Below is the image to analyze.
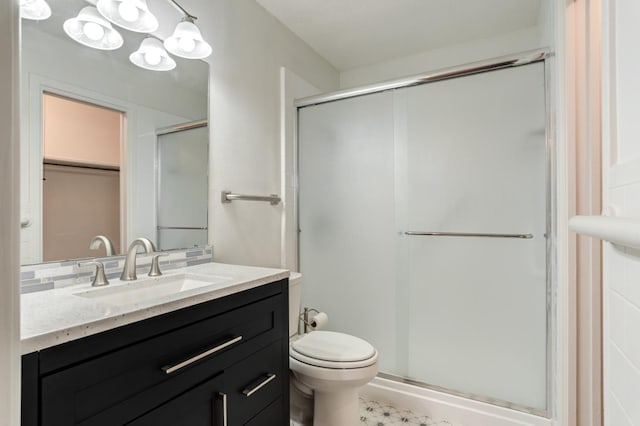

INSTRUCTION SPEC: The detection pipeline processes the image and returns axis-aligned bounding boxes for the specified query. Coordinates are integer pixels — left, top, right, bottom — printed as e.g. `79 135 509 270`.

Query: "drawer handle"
242 373 277 397
217 392 228 426
162 335 243 374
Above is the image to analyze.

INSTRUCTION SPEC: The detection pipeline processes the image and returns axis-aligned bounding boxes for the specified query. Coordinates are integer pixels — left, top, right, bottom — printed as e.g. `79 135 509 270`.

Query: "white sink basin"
73 273 231 306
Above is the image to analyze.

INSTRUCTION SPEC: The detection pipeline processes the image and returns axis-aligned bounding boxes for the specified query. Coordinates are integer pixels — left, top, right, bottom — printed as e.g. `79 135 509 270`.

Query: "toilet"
288 272 379 426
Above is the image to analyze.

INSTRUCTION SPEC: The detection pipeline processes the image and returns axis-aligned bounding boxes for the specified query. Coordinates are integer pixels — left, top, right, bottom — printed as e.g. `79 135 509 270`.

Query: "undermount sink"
73 273 232 306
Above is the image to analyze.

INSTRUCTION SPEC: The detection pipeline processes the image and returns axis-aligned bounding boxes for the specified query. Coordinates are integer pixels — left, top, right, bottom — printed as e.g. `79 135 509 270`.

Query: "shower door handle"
404 231 533 239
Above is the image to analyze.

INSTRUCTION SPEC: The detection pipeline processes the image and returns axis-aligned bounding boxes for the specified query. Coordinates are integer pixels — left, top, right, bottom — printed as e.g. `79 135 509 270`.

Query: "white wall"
602 1 640 424
0 0 21 424
280 68 321 271
185 0 339 267
339 27 543 89
22 26 207 119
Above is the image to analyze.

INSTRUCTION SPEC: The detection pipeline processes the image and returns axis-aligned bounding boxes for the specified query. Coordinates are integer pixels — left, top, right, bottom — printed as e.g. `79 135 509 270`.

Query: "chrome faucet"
120 238 157 281
89 235 116 256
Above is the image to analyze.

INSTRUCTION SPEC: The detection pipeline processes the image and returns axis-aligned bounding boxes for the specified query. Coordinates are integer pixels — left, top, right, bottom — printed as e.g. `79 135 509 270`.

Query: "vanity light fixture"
96 0 159 33
20 0 52 20
164 16 211 59
24 0 212 69
129 37 176 71
63 6 124 50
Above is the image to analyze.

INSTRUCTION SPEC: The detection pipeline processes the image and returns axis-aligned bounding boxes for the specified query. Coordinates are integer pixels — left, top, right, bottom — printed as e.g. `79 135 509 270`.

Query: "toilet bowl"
288 273 379 426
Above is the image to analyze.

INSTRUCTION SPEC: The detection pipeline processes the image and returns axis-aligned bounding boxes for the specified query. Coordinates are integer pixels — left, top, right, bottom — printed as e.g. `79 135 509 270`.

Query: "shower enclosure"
156 121 209 250
297 51 551 415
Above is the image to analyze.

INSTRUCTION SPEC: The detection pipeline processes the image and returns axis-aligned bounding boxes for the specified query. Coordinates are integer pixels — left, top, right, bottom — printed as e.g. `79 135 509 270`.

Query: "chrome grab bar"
162 336 243 374
221 191 281 205
242 373 276 397
404 231 533 239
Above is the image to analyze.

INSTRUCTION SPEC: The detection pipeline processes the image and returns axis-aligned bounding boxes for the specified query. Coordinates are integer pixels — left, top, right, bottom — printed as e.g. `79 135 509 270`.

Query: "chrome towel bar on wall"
157 226 208 230
404 231 534 239
221 191 281 205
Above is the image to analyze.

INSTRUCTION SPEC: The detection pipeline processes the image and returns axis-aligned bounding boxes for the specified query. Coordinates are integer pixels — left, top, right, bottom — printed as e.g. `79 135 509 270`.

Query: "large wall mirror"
20 0 209 265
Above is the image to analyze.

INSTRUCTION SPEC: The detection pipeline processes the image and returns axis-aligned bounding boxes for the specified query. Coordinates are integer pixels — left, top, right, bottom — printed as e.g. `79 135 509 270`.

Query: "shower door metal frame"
294 49 555 418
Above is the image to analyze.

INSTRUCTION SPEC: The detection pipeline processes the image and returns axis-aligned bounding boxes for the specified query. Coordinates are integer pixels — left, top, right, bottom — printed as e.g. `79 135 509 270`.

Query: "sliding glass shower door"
400 62 547 410
156 124 208 250
298 91 399 369
298 61 548 413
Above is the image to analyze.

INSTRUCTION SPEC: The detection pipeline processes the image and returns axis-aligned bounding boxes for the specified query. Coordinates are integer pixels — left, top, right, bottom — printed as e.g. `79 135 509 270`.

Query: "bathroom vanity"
20 263 289 426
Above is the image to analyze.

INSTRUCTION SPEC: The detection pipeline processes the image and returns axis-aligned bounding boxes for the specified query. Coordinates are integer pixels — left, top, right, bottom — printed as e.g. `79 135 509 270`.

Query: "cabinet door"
227 340 284 425
127 372 225 426
244 397 284 426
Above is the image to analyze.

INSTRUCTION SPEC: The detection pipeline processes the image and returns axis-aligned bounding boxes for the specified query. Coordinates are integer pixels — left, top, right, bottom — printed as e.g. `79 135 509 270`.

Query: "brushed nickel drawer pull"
162 336 243 374
242 373 276 397
217 392 228 426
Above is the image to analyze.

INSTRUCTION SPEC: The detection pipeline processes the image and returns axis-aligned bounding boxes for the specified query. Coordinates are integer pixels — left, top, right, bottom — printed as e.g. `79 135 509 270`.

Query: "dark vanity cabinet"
22 279 289 426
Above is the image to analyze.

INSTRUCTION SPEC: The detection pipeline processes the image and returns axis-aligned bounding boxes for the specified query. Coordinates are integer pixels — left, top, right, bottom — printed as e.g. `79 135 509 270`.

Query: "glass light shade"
20 0 51 20
164 20 212 59
129 37 176 71
96 0 159 33
63 6 124 51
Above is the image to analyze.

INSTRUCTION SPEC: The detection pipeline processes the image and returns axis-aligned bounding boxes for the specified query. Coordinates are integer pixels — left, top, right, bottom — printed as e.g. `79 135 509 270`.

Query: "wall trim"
0 0 22 424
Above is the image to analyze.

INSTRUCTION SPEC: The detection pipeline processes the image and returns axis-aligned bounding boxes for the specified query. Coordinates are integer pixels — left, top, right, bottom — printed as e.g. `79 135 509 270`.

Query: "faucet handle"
148 253 169 277
78 261 109 287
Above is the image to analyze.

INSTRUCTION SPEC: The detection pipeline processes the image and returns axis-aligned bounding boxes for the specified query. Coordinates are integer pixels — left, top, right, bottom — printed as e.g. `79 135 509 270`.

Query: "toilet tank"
289 272 302 338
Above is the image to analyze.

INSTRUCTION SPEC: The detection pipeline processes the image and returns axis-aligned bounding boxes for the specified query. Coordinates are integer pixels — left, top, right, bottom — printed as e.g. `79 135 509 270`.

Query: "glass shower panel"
401 63 547 409
298 92 400 373
157 126 208 250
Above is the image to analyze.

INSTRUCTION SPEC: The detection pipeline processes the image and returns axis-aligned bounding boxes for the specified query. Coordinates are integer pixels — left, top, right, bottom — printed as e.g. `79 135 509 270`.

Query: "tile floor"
358 397 459 426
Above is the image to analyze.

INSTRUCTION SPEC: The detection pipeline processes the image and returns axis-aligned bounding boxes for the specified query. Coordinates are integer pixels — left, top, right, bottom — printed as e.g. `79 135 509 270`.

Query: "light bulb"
178 37 196 53
144 50 161 66
20 0 51 20
107 32 121 45
118 0 139 22
83 22 105 41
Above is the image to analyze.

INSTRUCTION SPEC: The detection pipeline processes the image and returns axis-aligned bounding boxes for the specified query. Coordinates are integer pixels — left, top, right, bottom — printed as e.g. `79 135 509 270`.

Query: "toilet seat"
290 331 378 369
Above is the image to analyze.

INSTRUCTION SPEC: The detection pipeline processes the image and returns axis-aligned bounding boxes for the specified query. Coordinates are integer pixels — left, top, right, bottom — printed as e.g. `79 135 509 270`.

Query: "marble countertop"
21 262 289 354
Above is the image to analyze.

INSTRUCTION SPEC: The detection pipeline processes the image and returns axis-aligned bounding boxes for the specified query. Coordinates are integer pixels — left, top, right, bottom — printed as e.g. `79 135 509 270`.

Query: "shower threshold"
377 373 548 418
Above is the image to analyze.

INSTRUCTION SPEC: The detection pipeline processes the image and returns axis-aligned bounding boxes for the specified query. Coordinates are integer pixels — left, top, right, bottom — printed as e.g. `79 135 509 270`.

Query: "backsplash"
20 246 213 294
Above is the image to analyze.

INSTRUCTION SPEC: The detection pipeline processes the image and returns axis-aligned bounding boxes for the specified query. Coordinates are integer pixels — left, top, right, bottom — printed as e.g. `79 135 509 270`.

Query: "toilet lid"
291 331 376 363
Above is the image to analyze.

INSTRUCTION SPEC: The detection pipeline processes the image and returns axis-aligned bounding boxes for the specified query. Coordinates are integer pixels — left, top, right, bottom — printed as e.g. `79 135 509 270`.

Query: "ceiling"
255 0 543 71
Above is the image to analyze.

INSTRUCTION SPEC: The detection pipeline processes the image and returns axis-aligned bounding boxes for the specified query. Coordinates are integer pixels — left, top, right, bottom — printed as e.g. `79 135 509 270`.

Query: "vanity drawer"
227 339 285 425
102 340 286 426
41 294 283 426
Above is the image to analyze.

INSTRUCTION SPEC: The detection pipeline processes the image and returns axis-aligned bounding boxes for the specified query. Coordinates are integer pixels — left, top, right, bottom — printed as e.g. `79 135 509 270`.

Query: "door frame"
22 75 132 262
